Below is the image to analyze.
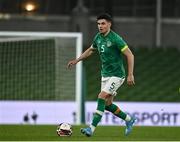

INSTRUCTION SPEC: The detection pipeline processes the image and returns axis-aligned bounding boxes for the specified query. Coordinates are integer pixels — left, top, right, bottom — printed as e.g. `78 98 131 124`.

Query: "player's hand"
67 59 78 69
127 74 135 86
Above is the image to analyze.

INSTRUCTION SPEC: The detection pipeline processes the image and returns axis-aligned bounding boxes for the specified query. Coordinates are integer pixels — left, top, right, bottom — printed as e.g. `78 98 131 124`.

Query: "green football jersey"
92 30 128 78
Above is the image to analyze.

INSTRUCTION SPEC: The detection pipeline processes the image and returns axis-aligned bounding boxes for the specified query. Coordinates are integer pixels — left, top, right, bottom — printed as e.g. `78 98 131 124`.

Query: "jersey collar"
100 30 111 37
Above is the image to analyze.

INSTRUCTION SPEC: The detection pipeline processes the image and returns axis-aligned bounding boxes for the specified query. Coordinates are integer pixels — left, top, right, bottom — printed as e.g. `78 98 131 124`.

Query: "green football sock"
105 103 127 120
91 98 105 127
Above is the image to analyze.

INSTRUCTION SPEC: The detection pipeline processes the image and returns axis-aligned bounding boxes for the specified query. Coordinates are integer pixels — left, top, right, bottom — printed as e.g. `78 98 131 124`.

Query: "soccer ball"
56 123 72 136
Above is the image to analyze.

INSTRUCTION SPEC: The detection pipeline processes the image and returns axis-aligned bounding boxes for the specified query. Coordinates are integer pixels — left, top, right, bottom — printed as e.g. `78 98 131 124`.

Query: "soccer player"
67 13 136 137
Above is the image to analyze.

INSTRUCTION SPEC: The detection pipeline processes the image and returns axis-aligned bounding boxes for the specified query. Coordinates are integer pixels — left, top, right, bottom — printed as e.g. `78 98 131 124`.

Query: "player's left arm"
122 46 135 86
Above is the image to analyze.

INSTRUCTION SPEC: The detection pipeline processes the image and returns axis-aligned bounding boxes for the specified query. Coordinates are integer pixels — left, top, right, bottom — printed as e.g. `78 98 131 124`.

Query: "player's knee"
98 91 110 99
105 99 112 106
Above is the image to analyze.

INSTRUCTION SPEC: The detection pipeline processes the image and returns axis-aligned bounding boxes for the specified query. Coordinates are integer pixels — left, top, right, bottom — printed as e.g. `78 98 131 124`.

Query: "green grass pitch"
0 125 180 141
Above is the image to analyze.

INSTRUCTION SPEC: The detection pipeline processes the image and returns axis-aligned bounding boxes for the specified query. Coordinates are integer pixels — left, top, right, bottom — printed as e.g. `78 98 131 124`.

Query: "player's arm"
122 46 135 86
67 45 96 69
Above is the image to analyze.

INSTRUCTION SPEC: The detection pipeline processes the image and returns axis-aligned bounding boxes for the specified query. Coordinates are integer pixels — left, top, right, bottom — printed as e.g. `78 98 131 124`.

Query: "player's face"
97 19 111 35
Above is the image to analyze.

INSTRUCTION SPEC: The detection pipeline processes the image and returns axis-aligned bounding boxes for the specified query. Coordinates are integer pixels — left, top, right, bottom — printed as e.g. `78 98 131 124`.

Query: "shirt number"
100 45 105 53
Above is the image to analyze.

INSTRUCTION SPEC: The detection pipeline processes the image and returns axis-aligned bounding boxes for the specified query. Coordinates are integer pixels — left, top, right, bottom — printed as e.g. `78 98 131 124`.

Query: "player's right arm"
67 45 96 69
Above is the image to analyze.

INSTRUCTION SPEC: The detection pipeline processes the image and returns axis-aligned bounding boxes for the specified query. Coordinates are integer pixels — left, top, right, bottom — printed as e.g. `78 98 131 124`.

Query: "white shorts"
101 76 125 96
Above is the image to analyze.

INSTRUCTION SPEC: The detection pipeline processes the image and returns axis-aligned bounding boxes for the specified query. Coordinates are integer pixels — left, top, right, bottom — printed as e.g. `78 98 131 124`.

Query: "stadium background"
0 0 179 101
0 0 180 141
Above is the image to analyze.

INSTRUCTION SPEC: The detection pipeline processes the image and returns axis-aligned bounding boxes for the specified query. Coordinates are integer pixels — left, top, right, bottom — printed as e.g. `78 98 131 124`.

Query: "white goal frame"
0 31 83 125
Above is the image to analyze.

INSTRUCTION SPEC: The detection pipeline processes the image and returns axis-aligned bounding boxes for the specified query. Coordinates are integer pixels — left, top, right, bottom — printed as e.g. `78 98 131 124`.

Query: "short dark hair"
97 13 112 22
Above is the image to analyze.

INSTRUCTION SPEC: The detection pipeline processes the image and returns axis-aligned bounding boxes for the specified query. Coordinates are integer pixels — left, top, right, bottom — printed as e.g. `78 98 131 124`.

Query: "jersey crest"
106 40 112 47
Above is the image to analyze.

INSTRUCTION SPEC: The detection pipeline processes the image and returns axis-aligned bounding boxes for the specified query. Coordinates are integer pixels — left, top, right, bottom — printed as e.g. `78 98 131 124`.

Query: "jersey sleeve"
115 35 128 52
92 34 98 49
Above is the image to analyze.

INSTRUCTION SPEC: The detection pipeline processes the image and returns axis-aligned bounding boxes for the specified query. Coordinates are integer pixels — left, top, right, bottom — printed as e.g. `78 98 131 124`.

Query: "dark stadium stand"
1 43 179 102
84 47 180 102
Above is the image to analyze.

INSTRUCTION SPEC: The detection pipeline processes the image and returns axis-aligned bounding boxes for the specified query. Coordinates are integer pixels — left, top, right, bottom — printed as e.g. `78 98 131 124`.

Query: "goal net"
0 32 83 124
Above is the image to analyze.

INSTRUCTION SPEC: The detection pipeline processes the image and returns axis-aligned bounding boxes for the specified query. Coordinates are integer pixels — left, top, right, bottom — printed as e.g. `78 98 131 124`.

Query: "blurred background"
0 0 180 126
1 0 180 47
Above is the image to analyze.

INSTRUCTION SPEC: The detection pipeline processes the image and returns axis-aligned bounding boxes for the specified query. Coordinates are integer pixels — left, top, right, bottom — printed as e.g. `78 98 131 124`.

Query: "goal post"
0 31 84 125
